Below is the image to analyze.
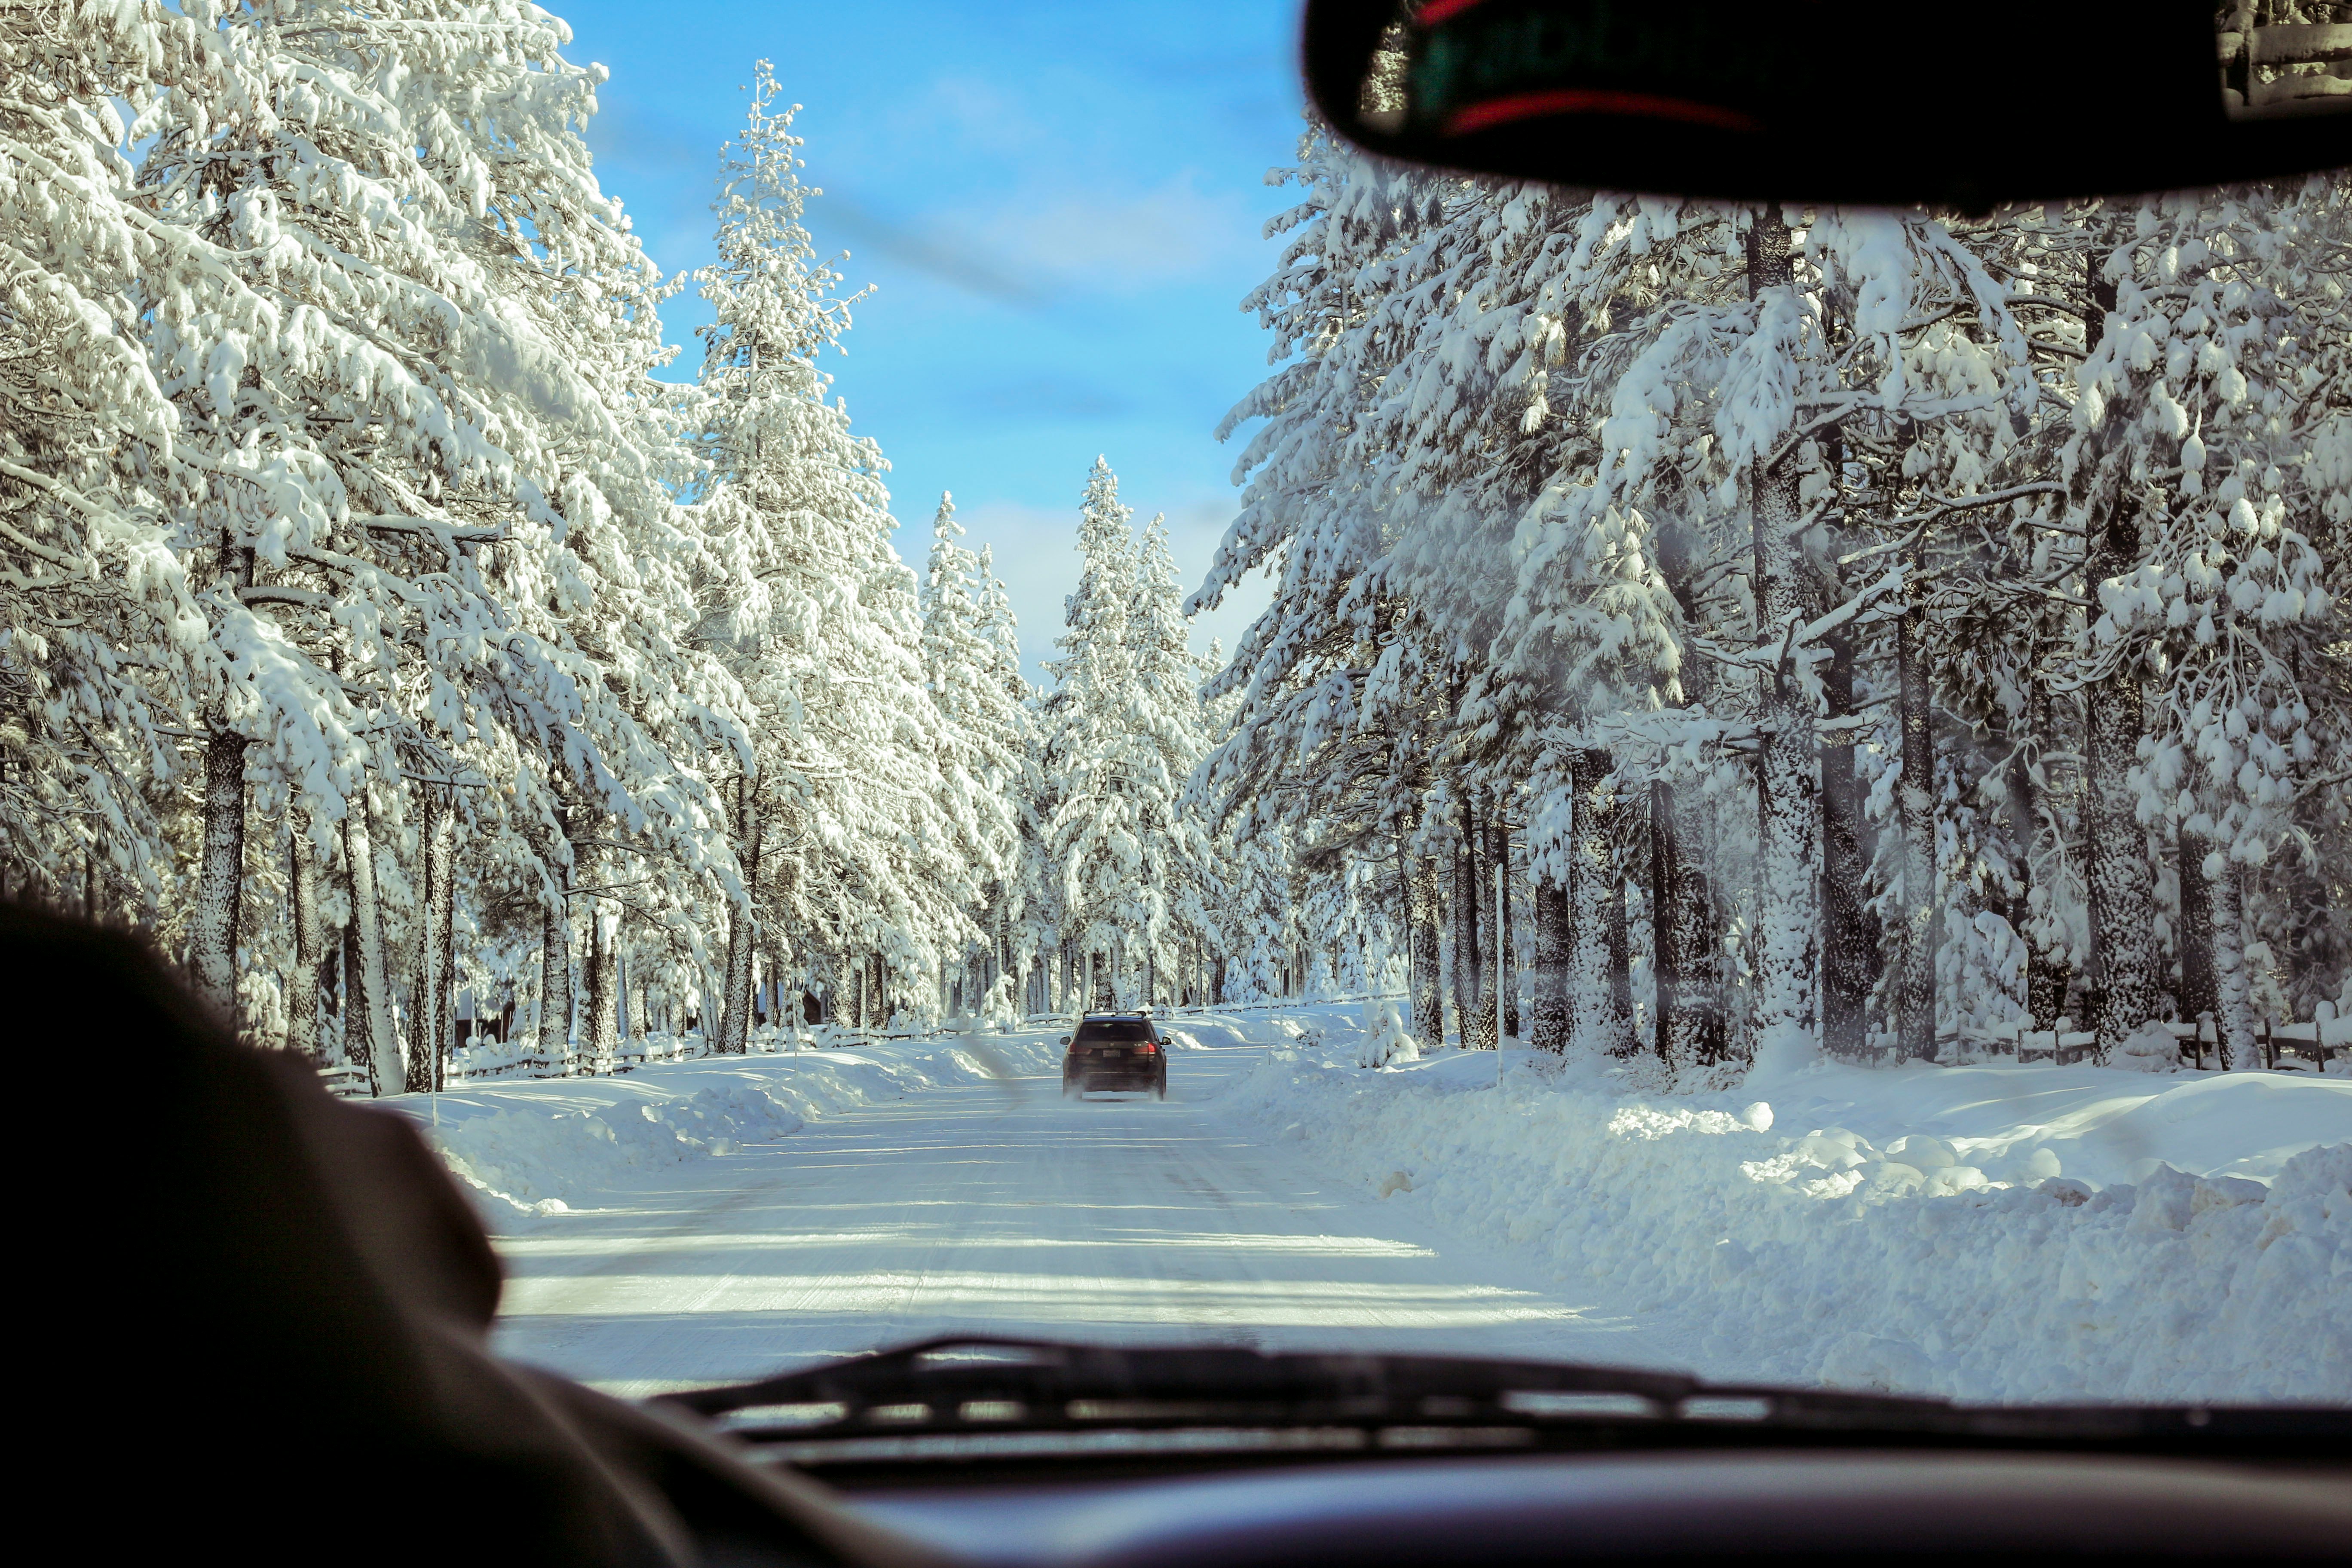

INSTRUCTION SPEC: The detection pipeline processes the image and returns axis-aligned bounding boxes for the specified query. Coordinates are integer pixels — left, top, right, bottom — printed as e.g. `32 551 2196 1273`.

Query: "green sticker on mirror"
1406 0 1807 138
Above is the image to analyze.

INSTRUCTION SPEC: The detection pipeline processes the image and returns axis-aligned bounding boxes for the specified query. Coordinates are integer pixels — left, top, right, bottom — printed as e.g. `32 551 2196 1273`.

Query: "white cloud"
812 168 1261 309
963 171 1258 294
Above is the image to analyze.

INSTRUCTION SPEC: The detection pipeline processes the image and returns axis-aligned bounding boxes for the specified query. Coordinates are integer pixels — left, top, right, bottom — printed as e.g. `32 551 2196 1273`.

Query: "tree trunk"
339 924 361 1072
539 890 570 1066
286 827 325 1061
1567 750 1630 1055
1893 577 1938 1060
2076 252 2159 1063
583 884 620 1069
1820 629 1876 1060
1648 781 1684 1064
1470 801 1499 1050
1529 873 1569 1052
1651 780 1721 1068
1606 804 1635 1055
1492 805 1519 1038
407 814 435 1092
193 531 254 1035
343 796 396 1095
408 787 455 1094
1408 853 1445 1044
2084 684 2158 1059
2082 598 2158 1060
2207 849 2260 1070
2004 718 2057 1029
718 775 760 1054
325 935 347 1065
1746 207 1821 1067
2024 696 2073 1031
617 952 633 1043
192 726 248 1033
433 800 456 1081
2178 827 2217 1054
1450 788 1485 1047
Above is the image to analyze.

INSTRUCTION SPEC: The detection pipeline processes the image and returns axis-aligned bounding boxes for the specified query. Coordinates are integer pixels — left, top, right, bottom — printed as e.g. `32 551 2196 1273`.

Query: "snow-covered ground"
428 1018 1648 1397
418 1030 1066 1219
393 1007 2351 1406
1225 1009 2351 1406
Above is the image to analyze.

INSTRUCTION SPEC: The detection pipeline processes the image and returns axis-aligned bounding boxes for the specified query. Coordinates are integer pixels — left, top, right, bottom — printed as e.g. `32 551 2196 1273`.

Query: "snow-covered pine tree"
1123 510 1214 1005
1194 115 1465 1041
2058 181 2348 1066
691 61 972 1040
0 0 211 921
133 0 744 1076
972 544 1047 1022
1041 459 1147 1008
919 493 1022 1014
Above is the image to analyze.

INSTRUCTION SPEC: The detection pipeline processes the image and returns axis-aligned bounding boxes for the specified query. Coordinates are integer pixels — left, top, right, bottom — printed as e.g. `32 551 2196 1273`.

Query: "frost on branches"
1197 110 2352 1081
8 6 2348 1099
1036 459 1224 1012
0 18 1087 1090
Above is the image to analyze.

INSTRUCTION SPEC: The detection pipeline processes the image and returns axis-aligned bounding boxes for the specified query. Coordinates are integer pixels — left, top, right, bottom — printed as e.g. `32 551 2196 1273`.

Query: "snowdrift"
1222 1017 2351 1405
399 1034 1061 1220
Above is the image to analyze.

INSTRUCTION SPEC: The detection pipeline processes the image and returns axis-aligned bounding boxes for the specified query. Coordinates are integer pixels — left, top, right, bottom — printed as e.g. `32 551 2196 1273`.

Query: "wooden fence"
314 998 2344 1096
1971 1015 2349 1069
2220 21 2352 113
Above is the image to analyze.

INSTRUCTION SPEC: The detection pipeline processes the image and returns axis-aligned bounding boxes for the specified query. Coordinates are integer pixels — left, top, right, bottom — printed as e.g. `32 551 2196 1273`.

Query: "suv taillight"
1138 1042 1159 1054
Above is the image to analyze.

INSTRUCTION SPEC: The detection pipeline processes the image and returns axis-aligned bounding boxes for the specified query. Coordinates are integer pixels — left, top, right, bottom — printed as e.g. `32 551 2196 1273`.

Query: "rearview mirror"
1060 1035 1072 1046
1301 0 2352 208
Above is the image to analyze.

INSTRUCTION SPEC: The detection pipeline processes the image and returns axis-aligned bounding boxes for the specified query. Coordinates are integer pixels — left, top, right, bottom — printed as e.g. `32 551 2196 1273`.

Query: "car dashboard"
812 1448 2352 1566
655 1338 2352 1567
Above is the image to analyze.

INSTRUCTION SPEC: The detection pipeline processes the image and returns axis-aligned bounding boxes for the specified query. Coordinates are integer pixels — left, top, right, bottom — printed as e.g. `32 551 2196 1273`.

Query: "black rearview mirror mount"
1303 0 2352 208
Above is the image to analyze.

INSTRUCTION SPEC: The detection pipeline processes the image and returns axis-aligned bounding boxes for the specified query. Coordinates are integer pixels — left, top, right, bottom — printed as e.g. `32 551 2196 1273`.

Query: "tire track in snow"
489 1036 1664 1396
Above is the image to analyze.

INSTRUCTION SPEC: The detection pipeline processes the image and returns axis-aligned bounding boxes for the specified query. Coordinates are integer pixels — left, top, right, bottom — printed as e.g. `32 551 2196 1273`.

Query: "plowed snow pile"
408 1034 1060 1220
1224 1016 2351 1405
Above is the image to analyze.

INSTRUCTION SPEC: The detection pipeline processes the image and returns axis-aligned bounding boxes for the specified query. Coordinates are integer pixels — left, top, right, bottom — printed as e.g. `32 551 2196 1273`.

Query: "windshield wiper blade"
662 1335 2351 1459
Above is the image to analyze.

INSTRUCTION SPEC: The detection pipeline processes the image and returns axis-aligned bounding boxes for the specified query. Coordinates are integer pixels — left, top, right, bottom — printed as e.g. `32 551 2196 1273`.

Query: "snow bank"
1167 1013 1280 1049
1744 1057 2352 1188
1224 1017 2352 1404
399 1033 1061 1221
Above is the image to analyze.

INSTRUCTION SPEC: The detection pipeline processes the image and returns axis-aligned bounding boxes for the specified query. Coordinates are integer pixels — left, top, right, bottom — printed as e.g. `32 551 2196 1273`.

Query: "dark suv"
1060 1013 1168 1100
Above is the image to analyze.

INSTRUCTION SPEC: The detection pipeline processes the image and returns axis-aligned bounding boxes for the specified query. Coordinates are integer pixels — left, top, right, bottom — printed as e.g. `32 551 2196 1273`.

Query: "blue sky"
551 0 1305 680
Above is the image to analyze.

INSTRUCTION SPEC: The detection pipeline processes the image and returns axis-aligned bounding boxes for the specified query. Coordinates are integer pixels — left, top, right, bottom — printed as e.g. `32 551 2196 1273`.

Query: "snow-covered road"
490 1033 1675 1396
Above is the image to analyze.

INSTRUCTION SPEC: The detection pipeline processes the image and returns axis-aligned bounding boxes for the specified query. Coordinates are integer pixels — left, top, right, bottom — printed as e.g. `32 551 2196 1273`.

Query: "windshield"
1074 1020 1157 1044
12 0 2344 1426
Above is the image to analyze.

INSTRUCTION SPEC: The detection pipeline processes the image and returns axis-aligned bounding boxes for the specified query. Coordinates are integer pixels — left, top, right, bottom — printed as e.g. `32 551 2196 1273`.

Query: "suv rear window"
1073 1020 1155 1044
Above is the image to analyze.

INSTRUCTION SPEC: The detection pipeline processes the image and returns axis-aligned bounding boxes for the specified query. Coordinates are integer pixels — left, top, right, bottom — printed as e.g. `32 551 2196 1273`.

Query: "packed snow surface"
1227 1027 2350 1405
419 1032 1063 1217
394 1008 2351 1405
